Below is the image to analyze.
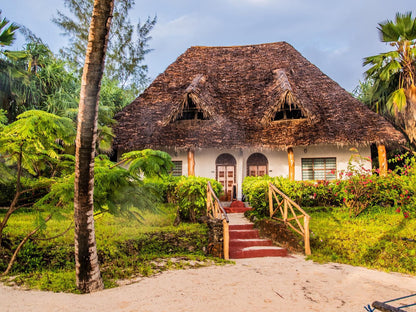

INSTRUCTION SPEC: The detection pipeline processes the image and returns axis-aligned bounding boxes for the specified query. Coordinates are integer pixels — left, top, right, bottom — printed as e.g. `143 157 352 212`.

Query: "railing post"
223 219 229 260
283 199 288 222
304 215 311 255
207 184 211 215
268 183 273 217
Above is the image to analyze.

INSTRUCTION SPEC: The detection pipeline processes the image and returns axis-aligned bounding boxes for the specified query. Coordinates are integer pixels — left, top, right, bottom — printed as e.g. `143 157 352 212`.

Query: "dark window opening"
273 102 304 121
177 95 208 121
171 161 183 176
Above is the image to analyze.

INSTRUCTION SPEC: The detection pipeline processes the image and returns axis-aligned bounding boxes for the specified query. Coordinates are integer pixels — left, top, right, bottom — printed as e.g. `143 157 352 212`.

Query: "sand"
1 255 415 312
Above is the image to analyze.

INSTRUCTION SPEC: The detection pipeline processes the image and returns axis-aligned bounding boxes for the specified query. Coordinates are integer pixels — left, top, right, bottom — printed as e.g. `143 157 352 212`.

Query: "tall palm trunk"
74 0 114 293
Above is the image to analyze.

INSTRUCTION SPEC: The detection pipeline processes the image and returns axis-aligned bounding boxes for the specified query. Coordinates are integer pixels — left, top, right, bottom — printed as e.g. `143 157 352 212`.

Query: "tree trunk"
404 86 416 146
0 145 23 246
74 0 114 293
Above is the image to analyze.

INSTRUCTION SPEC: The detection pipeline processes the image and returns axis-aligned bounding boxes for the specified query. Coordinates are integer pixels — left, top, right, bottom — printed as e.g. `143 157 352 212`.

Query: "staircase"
223 201 288 259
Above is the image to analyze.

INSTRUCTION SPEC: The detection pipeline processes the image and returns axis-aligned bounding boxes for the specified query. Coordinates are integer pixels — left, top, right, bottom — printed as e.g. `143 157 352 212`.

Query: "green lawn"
0 204 229 292
307 206 416 275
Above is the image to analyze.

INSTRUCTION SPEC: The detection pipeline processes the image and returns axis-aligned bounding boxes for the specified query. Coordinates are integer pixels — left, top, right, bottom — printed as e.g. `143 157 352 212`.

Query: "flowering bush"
242 151 415 219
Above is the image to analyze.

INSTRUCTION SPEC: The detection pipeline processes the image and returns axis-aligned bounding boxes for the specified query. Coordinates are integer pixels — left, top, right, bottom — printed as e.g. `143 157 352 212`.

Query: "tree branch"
2 215 52 276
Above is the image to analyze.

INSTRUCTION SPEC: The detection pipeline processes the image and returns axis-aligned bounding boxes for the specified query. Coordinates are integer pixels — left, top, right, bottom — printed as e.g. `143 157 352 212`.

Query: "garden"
242 150 416 275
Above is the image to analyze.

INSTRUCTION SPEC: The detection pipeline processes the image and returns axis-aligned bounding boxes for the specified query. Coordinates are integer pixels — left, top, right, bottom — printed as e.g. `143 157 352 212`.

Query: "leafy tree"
1 41 79 123
40 151 173 220
363 12 416 145
0 110 75 244
53 0 156 91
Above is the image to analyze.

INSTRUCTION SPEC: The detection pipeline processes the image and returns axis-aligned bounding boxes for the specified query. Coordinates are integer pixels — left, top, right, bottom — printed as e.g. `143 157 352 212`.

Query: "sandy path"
1 256 415 312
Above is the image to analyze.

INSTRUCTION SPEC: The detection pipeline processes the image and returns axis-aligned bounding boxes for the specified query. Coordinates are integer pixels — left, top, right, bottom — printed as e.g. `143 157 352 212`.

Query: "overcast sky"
2 0 415 92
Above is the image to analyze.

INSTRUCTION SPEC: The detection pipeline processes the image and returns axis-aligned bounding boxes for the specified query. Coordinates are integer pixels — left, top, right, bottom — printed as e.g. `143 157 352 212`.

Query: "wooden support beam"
223 219 229 260
378 145 387 177
288 147 295 181
187 149 195 176
304 215 311 255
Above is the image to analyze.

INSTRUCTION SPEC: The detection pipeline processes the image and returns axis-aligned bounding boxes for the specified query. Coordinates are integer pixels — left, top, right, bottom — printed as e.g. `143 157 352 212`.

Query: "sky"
2 0 415 92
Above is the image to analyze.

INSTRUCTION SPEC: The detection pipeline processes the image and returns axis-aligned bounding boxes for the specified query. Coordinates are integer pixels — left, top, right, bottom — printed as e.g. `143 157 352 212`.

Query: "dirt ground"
1 255 415 312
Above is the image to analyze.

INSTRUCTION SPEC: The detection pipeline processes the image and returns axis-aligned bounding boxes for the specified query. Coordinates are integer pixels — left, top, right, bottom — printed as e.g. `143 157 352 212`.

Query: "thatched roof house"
114 42 405 200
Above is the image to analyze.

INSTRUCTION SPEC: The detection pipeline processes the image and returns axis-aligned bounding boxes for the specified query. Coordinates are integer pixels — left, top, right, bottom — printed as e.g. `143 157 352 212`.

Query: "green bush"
144 175 181 203
242 153 416 219
175 176 222 222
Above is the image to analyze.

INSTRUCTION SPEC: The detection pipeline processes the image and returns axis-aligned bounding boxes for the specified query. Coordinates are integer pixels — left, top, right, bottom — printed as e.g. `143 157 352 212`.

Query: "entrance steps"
223 202 288 259
222 200 252 214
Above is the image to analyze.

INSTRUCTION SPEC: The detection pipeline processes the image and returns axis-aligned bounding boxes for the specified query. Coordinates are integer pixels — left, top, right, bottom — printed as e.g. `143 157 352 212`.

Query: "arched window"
247 153 268 176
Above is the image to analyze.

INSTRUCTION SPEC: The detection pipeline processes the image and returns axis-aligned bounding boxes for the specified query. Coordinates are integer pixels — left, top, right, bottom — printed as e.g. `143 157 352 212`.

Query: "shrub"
242 154 415 219
144 175 181 203
175 176 222 222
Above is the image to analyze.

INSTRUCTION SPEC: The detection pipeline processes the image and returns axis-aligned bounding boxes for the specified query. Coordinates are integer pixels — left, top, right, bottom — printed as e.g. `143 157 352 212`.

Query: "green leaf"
387 88 407 112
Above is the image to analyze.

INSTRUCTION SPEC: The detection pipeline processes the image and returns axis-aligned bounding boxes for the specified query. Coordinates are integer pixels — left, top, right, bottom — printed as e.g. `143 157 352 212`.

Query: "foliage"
0 110 75 175
361 12 416 145
0 11 19 47
144 175 182 203
175 176 223 222
121 149 174 178
243 151 416 219
38 150 173 219
308 208 416 275
0 204 227 292
53 0 156 90
1 41 79 123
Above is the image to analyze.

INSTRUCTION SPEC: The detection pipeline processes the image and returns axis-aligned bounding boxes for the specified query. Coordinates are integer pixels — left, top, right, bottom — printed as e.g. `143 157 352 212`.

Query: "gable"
165 74 216 125
261 69 309 125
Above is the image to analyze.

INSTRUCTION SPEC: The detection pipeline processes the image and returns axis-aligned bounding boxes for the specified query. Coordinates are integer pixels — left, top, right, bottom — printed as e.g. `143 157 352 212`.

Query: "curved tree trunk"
74 0 114 293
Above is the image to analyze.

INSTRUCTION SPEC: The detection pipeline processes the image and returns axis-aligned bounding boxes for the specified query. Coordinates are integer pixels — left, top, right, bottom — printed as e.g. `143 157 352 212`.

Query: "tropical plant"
363 12 416 145
53 0 156 91
0 110 75 244
0 11 19 47
174 177 223 223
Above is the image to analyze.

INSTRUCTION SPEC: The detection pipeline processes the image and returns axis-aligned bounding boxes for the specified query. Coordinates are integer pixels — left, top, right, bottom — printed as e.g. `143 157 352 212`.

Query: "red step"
230 238 273 248
228 223 288 259
224 207 252 213
229 224 253 230
229 229 260 240
230 246 288 259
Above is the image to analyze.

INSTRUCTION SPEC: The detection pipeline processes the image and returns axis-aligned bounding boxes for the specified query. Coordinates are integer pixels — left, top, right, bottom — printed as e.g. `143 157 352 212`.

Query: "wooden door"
217 165 235 201
248 165 267 177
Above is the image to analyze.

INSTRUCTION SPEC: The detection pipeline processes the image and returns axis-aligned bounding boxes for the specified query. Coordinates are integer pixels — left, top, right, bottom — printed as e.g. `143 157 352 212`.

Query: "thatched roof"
114 42 405 151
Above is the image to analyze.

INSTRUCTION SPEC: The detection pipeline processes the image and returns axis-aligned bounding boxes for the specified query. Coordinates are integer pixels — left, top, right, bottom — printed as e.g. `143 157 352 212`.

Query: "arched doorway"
216 153 236 201
247 153 268 176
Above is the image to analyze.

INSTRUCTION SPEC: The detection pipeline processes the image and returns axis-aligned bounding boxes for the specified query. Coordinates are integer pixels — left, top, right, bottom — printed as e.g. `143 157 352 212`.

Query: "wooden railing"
207 181 229 260
268 182 311 255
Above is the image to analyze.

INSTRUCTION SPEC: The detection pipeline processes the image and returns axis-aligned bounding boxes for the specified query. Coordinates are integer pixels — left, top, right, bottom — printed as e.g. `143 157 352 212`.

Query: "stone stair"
224 202 288 259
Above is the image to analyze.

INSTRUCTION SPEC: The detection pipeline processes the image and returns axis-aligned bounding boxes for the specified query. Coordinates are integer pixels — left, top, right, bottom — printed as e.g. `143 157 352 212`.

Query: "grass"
0 204 231 292
307 206 416 275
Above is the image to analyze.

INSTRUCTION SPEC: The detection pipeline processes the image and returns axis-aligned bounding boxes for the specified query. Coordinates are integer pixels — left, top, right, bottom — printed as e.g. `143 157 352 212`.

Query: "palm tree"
74 0 114 293
363 12 416 145
0 11 19 48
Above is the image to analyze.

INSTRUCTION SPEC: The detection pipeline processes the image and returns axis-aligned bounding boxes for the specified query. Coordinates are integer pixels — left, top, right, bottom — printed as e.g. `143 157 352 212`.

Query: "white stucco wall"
165 145 372 200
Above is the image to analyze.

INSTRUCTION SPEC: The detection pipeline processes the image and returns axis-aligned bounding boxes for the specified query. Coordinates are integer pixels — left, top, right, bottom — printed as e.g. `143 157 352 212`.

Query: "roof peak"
189 41 290 50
